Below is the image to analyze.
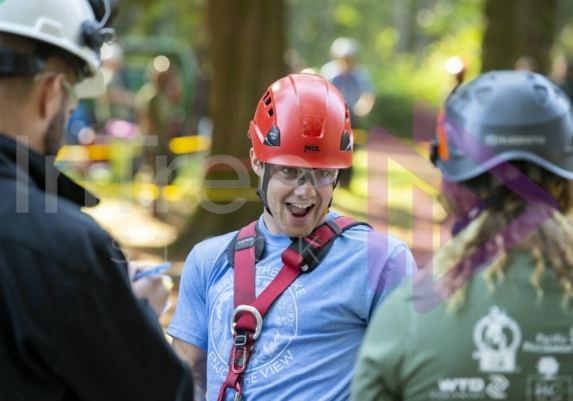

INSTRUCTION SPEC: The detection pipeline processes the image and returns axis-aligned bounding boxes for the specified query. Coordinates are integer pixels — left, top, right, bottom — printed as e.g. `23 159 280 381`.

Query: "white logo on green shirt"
472 306 522 373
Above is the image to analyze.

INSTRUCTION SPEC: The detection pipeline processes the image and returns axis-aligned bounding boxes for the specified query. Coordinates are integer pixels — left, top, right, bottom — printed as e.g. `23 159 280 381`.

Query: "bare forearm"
172 338 207 401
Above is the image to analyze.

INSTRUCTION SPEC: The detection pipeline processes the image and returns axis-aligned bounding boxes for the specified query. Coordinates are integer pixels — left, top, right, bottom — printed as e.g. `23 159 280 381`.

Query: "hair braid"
433 165 573 314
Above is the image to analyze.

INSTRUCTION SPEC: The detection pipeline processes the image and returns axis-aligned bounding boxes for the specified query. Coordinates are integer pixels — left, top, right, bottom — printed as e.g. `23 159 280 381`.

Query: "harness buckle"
231 343 248 371
234 334 248 348
230 304 263 340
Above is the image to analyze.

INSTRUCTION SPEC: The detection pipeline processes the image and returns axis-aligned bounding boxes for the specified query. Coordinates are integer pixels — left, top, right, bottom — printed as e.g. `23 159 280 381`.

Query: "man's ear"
38 73 63 120
250 148 264 177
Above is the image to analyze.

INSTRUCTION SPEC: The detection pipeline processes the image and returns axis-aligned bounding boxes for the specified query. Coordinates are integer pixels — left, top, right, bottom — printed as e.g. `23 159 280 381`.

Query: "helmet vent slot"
533 85 548 104
261 91 274 116
38 21 62 38
476 87 493 104
340 131 352 151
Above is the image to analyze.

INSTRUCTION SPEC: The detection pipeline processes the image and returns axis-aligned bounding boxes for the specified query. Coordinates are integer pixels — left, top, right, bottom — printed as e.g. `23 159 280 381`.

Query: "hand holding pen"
134 262 172 280
130 262 173 317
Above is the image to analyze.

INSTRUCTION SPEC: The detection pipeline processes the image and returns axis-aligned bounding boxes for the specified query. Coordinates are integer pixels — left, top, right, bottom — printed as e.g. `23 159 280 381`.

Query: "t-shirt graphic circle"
209 271 298 372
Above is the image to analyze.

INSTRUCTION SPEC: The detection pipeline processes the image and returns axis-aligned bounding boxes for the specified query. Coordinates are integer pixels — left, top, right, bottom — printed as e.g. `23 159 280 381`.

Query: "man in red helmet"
168 73 414 401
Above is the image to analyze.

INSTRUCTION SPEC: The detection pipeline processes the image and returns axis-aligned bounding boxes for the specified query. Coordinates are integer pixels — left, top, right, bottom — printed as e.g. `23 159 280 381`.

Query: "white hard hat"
330 37 360 59
0 0 116 98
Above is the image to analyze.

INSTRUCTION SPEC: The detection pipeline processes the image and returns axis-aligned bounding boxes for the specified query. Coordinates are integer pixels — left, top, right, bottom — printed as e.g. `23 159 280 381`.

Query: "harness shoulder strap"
218 216 371 401
227 216 371 270
327 215 371 233
285 216 371 273
226 220 265 267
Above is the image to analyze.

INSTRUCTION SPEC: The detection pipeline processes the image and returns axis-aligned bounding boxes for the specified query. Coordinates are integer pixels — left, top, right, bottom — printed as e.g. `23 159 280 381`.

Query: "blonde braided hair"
433 164 573 314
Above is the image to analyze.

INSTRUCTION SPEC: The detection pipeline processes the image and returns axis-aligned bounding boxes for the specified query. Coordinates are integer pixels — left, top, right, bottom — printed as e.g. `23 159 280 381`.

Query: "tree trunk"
481 0 558 75
167 0 288 259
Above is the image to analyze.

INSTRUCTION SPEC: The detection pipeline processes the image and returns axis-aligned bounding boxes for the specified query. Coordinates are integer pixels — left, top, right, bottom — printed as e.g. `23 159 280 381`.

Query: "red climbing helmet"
249 73 354 169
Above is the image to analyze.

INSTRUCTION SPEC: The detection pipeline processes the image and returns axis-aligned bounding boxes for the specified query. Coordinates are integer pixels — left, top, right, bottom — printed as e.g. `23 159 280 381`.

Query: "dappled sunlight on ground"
84 199 178 249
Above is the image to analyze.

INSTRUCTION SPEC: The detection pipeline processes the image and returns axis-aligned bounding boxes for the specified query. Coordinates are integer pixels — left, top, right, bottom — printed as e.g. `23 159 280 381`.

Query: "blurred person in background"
514 54 539 72
135 55 183 187
319 37 376 189
320 37 376 122
444 55 467 97
0 0 193 399
352 70 573 401
95 41 135 126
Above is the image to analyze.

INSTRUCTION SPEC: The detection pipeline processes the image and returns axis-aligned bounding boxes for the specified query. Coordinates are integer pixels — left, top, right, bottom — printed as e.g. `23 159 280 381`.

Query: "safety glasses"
270 164 339 188
61 79 78 112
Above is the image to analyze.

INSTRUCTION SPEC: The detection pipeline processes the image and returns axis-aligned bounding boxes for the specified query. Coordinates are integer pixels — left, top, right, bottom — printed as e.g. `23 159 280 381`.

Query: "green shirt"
352 252 573 401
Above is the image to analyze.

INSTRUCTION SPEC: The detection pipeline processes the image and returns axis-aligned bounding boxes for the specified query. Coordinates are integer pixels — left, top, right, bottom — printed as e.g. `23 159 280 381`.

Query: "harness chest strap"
217 217 368 401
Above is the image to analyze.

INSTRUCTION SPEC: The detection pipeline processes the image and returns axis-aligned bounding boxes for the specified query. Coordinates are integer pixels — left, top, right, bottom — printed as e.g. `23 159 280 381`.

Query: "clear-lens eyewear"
270 165 339 188
62 79 79 112
34 72 79 112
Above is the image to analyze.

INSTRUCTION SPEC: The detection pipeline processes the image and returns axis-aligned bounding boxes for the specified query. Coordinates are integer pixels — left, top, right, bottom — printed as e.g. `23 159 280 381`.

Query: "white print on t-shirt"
208 266 302 381
526 356 573 401
472 306 522 373
429 374 509 399
523 327 573 354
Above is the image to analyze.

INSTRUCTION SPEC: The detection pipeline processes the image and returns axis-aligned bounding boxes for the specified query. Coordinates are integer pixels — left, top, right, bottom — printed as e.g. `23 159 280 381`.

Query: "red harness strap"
217 216 366 401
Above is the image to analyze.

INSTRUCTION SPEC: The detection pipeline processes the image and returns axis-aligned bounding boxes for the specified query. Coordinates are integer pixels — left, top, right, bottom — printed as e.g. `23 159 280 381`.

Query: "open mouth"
287 202 314 217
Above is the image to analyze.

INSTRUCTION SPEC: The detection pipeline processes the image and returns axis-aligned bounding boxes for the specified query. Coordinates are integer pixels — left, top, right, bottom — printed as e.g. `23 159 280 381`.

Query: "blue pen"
134 262 172 281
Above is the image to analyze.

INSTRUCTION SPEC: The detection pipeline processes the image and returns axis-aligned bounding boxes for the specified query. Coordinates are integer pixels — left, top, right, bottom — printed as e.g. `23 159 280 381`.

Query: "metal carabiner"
233 381 243 401
230 304 263 340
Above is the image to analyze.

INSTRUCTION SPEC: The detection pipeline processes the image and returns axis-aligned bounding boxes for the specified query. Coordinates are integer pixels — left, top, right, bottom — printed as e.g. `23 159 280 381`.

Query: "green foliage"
334 4 361 28
287 0 485 138
553 13 573 67
114 0 203 42
112 0 572 140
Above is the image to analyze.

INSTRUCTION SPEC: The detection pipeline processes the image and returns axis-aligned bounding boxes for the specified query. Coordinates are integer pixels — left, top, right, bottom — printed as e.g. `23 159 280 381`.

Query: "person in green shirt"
351 70 573 401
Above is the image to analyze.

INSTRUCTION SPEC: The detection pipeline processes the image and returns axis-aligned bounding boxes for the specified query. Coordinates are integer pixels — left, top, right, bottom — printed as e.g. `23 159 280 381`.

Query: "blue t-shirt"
167 211 414 401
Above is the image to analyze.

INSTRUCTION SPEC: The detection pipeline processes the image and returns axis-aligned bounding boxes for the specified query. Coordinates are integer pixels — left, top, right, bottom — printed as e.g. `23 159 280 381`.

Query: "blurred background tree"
170 0 288 253
481 0 559 73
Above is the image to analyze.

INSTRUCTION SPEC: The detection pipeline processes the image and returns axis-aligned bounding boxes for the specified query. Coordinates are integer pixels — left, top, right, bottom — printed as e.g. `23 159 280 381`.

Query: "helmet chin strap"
327 173 340 209
256 164 274 217
256 163 339 219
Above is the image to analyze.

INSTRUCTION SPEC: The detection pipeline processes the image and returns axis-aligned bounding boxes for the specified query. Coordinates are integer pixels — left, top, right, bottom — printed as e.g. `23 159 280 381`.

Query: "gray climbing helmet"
432 70 573 182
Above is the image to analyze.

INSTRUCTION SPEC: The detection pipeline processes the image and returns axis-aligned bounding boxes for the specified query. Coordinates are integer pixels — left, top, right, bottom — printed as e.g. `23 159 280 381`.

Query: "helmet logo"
484 134 546 147
304 145 320 153
301 116 324 138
